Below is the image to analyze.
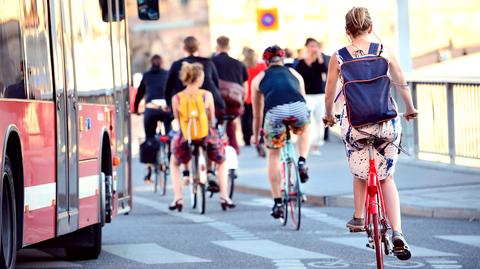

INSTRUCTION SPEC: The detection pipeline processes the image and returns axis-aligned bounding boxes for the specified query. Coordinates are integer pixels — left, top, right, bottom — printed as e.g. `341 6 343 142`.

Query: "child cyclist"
168 62 235 212
323 7 417 260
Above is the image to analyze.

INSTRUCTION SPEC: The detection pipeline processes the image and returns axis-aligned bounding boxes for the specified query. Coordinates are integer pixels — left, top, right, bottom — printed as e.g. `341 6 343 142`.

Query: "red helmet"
262 45 285 63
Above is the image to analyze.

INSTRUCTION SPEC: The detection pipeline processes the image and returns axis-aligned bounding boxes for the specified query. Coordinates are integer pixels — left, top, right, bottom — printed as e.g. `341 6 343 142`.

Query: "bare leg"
353 176 366 218
216 161 230 201
170 158 183 203
297 126 310 158
268 149 282 198
381 176 402 232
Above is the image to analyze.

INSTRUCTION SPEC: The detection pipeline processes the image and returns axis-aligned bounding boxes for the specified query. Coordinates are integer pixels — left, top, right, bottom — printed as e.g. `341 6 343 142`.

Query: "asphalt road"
15 185 480 269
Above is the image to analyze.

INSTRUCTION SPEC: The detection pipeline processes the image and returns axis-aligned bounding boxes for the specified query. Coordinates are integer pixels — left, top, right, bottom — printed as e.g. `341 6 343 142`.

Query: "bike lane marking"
435 235 480 248
321 236 459 257
103 243 210 265
135 196 335 269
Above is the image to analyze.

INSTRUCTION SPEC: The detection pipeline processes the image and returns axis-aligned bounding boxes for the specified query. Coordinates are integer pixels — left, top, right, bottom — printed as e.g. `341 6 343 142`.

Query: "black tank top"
259 65 305 112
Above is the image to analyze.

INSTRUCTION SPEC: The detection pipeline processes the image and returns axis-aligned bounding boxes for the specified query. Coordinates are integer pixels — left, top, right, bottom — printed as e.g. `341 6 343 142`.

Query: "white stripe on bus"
24 183 56 211
79 175 99 199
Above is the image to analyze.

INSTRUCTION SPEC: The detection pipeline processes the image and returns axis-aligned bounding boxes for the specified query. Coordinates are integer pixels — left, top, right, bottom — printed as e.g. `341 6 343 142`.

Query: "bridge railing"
393 77 480 168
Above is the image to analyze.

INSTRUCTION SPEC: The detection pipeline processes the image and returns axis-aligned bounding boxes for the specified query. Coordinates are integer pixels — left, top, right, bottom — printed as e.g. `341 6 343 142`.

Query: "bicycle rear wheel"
281 162 289 226
160 168 167 196
288 162 301 230
197 183 206 214
372 213 384 269
154 166 159 193
228 169 236 199
190 182 197 209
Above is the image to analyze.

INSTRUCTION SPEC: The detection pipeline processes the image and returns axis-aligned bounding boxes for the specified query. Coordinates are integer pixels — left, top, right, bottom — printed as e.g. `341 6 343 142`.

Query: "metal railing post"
411 82 419 158
446 83 455 164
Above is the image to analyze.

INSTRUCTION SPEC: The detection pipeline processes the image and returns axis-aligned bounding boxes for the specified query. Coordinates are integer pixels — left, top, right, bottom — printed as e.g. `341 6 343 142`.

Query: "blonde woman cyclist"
323 7 417 261
168 62 235 212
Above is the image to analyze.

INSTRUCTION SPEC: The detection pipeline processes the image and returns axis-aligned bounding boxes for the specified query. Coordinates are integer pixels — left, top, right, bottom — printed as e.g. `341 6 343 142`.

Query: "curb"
236 185 480 221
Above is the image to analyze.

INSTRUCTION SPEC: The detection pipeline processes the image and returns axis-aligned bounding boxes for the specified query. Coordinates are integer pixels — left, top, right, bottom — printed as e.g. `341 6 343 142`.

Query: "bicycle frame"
281 140 305 202
364 142 392 269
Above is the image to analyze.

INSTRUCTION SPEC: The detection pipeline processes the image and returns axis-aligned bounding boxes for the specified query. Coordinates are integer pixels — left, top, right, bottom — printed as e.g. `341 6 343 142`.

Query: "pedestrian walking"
242 47 267 157
212 36 248 154
295 38 328 155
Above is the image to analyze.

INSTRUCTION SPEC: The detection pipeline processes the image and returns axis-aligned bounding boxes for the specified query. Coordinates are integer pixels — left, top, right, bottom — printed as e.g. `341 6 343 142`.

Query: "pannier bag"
140 137 160 164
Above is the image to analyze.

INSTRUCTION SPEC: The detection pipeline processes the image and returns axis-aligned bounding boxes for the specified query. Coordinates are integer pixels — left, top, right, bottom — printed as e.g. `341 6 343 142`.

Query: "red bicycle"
333 113 415 269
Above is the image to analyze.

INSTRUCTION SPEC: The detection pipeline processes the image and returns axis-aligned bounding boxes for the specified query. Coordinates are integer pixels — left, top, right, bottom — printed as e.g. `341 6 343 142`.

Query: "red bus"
0 0 158 268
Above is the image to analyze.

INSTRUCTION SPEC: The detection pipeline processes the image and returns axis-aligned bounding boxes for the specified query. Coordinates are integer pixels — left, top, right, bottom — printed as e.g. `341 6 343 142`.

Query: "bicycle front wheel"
372 213 384 269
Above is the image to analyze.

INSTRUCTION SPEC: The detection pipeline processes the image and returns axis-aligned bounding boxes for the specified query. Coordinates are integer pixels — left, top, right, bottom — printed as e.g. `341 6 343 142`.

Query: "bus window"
0 0 26 99
100 0 125 22
137 0 159 20
23 0 53 101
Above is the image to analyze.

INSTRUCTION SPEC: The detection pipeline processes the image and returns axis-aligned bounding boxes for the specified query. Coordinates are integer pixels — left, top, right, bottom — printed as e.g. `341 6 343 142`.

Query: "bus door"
110 0 131 213
49 0 80 236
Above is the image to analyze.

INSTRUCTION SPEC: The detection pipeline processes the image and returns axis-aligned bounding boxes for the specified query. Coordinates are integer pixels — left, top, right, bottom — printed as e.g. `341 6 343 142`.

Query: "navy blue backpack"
338 43 397 128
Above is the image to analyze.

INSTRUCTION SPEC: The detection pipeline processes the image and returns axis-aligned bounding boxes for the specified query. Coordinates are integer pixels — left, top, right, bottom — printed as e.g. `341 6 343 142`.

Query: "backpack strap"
337 47 353 62
368 42 384 56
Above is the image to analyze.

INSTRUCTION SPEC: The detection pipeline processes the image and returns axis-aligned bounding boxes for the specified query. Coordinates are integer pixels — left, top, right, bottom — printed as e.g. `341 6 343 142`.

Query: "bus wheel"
65 223 102 260
0 156 17 269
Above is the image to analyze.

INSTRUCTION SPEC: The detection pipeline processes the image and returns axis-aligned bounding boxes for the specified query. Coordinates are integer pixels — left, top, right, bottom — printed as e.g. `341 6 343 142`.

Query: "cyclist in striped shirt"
251 45 310 219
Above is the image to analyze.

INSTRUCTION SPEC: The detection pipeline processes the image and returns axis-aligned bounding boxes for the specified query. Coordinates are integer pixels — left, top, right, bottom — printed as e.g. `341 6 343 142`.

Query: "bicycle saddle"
282 117 298 125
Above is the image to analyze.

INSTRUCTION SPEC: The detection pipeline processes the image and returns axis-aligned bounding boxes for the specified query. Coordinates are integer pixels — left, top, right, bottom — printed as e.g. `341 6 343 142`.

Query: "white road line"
103 243 210 264
212 239 333 260
436 235 480 248
15 249 81 268
240 198 347 230
135 195 335 266
426 258 463 269
322 236 459 257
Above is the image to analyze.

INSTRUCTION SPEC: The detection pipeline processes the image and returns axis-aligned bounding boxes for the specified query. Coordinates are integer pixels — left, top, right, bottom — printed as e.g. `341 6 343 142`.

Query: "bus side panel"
77 104 116 228
0 100 56 245
78 158 99 229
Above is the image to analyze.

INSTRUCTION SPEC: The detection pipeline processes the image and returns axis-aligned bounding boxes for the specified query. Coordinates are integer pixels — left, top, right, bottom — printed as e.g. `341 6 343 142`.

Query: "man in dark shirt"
165 36 225 113
212 36 248 154
295 38 328 155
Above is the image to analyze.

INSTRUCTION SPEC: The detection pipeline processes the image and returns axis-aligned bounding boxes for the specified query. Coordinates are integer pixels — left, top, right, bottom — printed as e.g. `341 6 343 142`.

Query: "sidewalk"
235 138 480 220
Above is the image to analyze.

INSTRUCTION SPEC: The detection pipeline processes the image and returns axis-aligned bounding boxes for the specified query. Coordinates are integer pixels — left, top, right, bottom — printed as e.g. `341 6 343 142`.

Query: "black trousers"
241 103 253 146
143 108 173 139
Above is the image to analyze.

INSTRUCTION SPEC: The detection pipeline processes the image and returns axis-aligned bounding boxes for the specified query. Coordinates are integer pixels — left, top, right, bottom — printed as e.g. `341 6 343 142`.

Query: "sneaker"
392 231 412 260
270 203 284 219
346 216 365 232
298 161 309 183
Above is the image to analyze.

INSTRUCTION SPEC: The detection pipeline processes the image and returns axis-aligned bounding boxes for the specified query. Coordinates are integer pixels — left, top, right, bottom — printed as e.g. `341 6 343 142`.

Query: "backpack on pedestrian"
337 43 397 128
177 90 209 141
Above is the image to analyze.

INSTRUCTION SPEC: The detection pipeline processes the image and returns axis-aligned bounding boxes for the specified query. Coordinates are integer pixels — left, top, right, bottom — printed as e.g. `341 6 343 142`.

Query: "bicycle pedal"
349 227 365 233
